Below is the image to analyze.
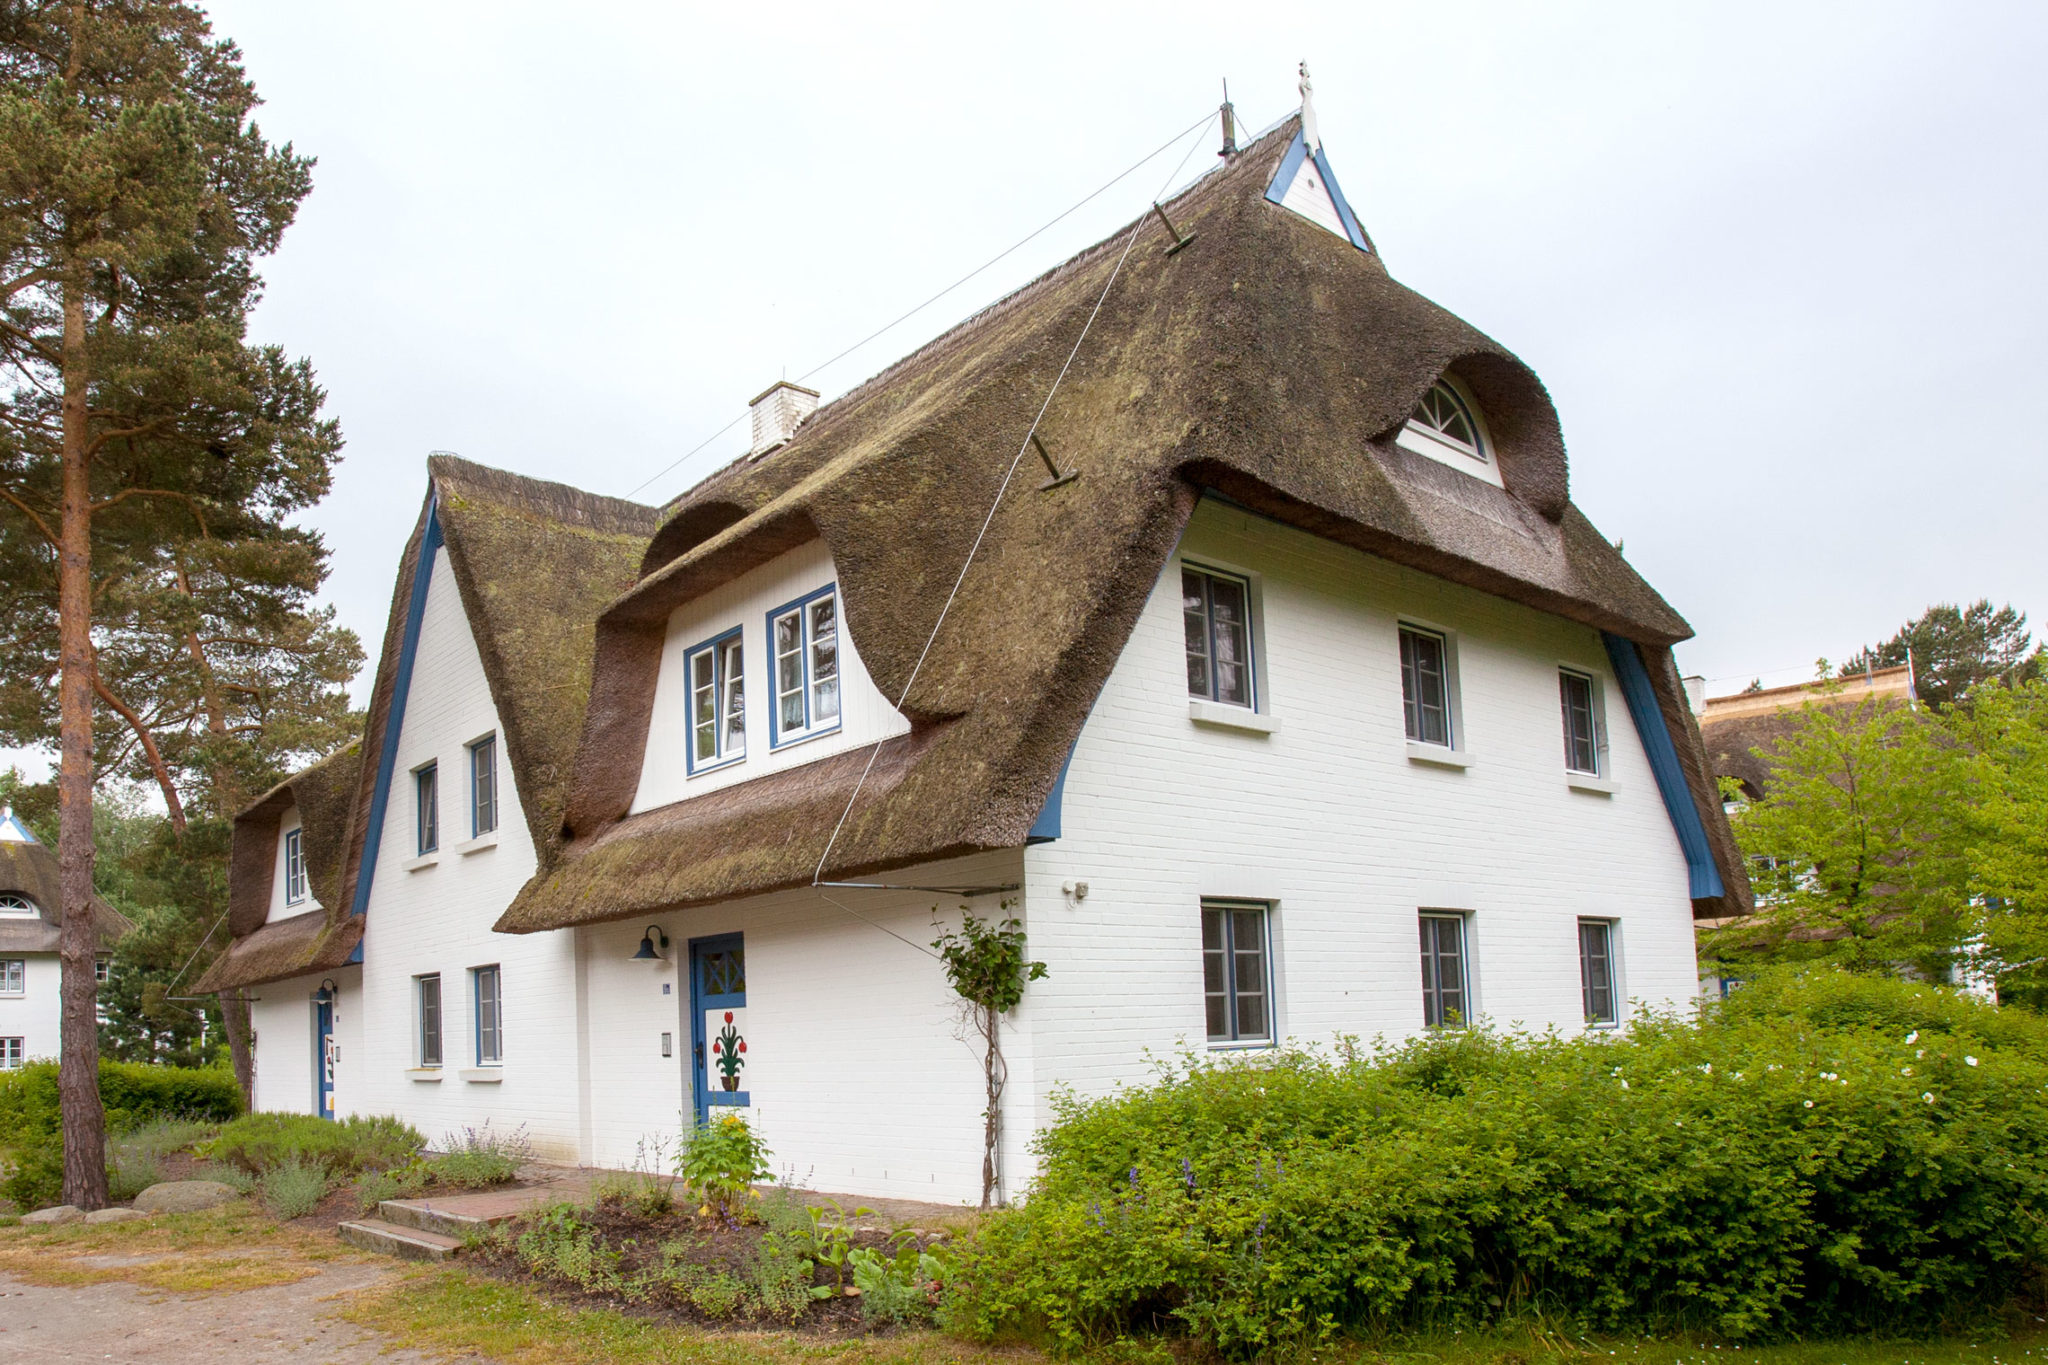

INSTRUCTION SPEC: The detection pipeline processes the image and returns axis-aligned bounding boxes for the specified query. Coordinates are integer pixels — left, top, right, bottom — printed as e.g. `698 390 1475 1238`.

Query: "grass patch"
0 1199 363 1296
339 1265 1033 1365
1320 1325 2048 1365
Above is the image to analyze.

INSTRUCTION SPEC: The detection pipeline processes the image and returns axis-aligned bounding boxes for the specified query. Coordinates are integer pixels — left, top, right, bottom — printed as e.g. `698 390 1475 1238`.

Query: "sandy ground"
0 1260 444 1364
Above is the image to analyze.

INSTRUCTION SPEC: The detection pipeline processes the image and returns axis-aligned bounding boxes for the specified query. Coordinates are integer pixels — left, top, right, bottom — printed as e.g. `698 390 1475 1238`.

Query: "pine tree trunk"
219 991 252 1109
57 275 107 1211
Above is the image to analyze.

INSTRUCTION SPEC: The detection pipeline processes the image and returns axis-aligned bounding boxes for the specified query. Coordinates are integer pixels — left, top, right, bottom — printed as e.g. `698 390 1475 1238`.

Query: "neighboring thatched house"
0 807 132 1069
1698 665 1917 801
202 105 1749 1203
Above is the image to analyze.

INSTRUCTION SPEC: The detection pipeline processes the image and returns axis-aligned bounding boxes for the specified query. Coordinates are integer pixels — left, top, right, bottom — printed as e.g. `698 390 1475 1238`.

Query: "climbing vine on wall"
932 903 1046 1209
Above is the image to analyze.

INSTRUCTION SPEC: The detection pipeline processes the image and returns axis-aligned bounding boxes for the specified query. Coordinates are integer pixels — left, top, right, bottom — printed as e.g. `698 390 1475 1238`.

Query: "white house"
197 111 1751 1203
0 807 132 1069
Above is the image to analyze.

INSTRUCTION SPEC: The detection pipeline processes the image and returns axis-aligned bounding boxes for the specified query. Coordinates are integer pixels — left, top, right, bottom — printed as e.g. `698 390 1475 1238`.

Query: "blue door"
314 997 336 1119
689 935 747 1122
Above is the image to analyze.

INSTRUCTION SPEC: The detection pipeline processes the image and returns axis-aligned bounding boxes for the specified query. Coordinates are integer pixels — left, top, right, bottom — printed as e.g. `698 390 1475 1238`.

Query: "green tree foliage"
1841 600 2040 711
1951 679 2048 1005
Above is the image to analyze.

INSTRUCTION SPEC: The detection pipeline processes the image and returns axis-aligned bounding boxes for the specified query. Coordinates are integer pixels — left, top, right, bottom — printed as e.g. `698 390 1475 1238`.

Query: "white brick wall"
0 954 62 1066
249 964 361 1117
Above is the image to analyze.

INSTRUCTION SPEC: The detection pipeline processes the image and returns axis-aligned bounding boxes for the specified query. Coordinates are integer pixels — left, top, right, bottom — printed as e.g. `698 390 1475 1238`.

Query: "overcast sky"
49 1 2048 769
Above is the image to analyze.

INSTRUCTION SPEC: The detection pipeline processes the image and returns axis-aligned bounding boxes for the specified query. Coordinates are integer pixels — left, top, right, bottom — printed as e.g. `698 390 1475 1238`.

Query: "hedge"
0 1060 242 1146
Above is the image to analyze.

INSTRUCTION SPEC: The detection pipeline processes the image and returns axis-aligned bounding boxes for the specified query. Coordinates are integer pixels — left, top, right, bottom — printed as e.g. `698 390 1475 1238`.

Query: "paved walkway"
0 1262 435 1364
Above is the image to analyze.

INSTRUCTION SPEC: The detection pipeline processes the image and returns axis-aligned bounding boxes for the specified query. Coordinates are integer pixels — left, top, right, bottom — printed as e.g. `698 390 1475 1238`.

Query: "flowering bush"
946 967 2048 1355
675 1113 773 1221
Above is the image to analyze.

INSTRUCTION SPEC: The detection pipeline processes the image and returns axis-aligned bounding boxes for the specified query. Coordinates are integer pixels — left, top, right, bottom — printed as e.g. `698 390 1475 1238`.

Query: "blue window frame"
414 762 439 854
684 627 747 773
766 585 842 748
469 735 498 837
283 828 307 904
473 964 503 1064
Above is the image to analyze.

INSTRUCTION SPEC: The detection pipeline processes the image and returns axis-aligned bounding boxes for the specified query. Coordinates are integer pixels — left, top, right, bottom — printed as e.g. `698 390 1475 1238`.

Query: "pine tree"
1843 600 2041 711
0 2 339 1207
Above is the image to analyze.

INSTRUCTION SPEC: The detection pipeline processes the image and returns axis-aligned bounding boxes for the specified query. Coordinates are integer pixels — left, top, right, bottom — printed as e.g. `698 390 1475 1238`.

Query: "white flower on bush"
1905 1031 1918 1045
1965 1056 1979 1067
1923 1093 1936 1104
1619 1080 1629 1090
1804 1100 1814 1108
1901 1067 1913 1076
1821 1072 1838 1081
1700 1063 1712 1074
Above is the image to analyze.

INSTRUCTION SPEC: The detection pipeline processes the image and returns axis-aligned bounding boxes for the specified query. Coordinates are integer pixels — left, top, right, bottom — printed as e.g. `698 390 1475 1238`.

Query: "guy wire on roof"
623 106 1222 503
809 109 1222 938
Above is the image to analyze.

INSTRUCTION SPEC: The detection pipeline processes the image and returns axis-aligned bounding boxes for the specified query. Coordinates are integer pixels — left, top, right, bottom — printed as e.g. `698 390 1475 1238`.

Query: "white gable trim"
1263 130 1373 253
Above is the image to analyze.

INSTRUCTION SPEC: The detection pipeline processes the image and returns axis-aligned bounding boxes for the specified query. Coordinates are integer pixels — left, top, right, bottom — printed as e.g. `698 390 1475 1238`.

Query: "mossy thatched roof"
499 117 1751 934
0 835 129 954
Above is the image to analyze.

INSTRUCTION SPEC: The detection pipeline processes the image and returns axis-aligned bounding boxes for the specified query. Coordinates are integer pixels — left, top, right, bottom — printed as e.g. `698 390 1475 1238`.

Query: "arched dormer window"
0 894 36 917
1396 377 1504 488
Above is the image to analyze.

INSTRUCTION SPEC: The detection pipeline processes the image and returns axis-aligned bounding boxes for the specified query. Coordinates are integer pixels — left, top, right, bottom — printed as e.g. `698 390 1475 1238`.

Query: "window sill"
405 1068 443 1082
456 832 499 857
459 1068 503 1084
1406 742 1474 769
1207 1039 1277 1053
401 852 439 872
686 755 745 780
1187 700 1279 734
768 722 843 754
1567 773 1618 795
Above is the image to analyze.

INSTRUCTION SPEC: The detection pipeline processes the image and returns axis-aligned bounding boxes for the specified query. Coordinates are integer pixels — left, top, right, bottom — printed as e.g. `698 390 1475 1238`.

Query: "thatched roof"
499 116 1750 934
197 464 660 993
0 833 130 954
1699 666 1917 800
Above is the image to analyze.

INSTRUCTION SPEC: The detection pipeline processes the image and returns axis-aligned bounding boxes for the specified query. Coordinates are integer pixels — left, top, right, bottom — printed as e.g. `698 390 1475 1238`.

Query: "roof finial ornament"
1219 78 1237 157
1298 60 1321 154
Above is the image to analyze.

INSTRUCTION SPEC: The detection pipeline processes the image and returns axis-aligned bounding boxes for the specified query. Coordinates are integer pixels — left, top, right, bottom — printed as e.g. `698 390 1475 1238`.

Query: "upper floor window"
1559 669 1602 775
1405 379 1486 461
1399 625 1454 748
1183 566 1253 708
1201 900 1272 1047
688 629 747 771
469 735 498 837
95 956 110 984
0 894 34 917
415 762 439 855
283 828 307 904
770 587 841 746
0 959 22 996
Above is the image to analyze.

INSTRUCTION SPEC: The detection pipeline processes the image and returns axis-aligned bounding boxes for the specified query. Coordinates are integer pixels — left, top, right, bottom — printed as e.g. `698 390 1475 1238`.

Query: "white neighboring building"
0 807 131 1069
200 113 1751 1201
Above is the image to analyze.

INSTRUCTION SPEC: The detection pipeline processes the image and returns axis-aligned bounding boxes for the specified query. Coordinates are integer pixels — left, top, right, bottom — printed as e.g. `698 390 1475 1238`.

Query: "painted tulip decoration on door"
712 1011 746 1091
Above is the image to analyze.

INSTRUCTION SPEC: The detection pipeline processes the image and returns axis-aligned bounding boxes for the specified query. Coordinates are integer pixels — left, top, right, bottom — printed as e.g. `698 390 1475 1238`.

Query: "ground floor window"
416 973 443 1066
0 1039 21 1069
1579 919 1617 1025
1419 913 1468 1027
0 959 21 996
473 965 503 1064
1202 900 1272 1046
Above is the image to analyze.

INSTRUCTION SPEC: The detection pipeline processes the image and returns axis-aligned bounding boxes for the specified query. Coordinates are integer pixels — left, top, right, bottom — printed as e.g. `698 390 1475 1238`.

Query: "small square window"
469 737 498 837
283 828 307 904
473 964 503 1065
1560 669 1602 775
1400 626 1453 747
1419 913 1468 1027
768 587 842 746
0 1039 21 1070
416 973 443 1067
1183 566 1254 708
1580 920 1617 1026
687 630 747 771
0 960 22 996
415 763 439 854
95 956 110 985
1201 901 1272 1046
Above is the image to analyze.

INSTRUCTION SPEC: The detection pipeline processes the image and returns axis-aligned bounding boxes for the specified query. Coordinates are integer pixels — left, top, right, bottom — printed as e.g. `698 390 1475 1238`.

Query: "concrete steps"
376 1197 505 1240
336 1217 463 1262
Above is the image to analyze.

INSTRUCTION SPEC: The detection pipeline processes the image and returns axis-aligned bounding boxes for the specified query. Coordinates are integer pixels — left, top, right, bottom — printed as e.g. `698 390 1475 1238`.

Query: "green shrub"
257 1156 331 1220
675 1113 772 1220
850 1236 953 1325
200 1112 422 1176
428 1120 529 1189
0 1137 63 1211
105 1144 159 1202
950 975 2048 1355
0 1061 241 1146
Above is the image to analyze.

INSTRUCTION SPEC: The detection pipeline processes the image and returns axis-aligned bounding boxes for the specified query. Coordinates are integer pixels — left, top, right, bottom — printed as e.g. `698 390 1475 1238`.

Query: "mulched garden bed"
465 1193 947 1336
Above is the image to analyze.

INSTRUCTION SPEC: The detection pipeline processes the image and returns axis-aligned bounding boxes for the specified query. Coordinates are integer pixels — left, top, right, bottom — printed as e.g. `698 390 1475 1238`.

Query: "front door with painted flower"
688 934 747 1122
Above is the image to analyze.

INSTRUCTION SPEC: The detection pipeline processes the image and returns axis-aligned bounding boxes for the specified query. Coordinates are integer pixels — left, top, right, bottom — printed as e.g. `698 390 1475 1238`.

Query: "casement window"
769 587 841 746
1399 626 1454 747
687 629 747 771
0 960 21 996
415 763 439 854
469 736 498 837
473 964 503 1065
1201 900 1272 1046
0 1039 20 1070
283 828 307 904
0 894 34 916
416 973 443 1067
1560 669 1602 775
1418 913 1468 1028
1182 566 1254 708
95 956 110 985
1579 919 1617 1026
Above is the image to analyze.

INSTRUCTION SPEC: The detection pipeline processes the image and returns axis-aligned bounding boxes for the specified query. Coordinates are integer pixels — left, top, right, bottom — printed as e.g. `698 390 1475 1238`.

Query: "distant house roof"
1698 665 1917 800
496 115 1750 933
0 819 130 955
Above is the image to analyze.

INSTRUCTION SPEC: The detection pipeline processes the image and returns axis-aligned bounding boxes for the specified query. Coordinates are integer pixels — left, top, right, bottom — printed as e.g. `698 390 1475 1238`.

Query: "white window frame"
1559 667 1606 777
0 1038 21 1070
1579 918 1620 1027
684 627 748 774
767 585 843 749
95 956 110 985
1419 912 1471 1028
416 973 443 1068
1201 899 1275 1049
0 894 34 917
469 735 498 838
283 827 308 905
1181 562 1258 710
414 761 439 855
1398 622 1464 753
1395 375 1504 488
473 964 503 1066
0 959 22 996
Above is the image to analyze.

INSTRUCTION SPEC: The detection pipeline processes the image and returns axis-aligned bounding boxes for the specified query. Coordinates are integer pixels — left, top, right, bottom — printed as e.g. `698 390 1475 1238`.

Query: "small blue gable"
1264 131 1373 254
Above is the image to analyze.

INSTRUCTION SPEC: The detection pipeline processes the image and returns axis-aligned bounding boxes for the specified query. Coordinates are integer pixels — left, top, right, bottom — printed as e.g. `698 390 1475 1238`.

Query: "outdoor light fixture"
314 978 336 1005
631 926 668 962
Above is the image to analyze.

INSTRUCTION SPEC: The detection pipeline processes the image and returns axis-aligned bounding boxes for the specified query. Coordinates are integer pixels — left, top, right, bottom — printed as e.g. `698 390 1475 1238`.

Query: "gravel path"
0 1262 446 1363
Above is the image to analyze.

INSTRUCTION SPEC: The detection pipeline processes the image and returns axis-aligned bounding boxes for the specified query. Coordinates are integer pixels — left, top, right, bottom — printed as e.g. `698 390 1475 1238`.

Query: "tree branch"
0 485 59 546
87 486 211 536
0 315 64 366
90 666 188 835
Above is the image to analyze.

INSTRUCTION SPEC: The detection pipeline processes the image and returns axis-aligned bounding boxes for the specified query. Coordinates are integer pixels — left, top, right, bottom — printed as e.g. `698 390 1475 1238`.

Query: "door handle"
694 1044 704 1063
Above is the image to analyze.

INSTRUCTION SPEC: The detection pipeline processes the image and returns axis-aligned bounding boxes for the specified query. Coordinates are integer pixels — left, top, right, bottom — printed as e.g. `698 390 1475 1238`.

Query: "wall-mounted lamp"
631 926 668 962
313 978 337 1005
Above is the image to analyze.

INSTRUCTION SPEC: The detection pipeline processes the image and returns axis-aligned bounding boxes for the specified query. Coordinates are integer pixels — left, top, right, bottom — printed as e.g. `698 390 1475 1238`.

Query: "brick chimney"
748 381 819 457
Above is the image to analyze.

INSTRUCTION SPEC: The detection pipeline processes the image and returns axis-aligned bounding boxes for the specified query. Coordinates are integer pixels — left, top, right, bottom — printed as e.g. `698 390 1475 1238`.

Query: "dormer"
1396 375 1505 489
267 806 319 923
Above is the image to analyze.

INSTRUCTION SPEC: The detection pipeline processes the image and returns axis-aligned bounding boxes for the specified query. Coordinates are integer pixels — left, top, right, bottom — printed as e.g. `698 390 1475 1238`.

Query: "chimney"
748 381 819 457
1682 675 1707 717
